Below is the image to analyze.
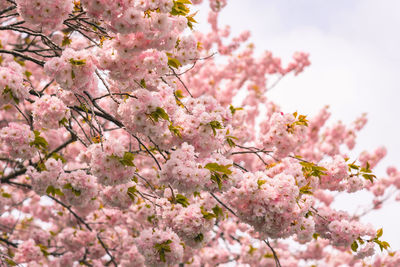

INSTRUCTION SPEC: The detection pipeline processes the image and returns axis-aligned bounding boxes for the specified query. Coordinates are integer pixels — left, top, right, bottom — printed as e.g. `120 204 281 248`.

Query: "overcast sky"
195 0 400 250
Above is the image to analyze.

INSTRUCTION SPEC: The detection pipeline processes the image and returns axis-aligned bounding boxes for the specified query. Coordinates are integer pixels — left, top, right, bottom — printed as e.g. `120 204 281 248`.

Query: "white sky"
195 0 400 250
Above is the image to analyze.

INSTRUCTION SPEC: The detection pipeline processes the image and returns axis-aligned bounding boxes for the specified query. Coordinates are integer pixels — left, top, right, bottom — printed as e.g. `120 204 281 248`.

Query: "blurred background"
195 0 400 250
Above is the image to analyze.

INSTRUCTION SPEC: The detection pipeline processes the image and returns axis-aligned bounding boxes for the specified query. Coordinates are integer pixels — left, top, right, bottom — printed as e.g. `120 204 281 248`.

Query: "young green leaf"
62 183 81 196
212 205 223 218
154 240 172 262
127 186 138 202
257 179 266 189
204 163 232 175
208 120 223 136
149 107 170 122
175 194 190 207
167 56 182 69
351 240 358 252
46 185 64 197
69 58 86 66
377 228 383 238
194 233 204 242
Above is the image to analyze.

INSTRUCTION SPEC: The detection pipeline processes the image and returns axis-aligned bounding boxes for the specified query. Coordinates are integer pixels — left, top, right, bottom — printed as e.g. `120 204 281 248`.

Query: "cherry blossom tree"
0 0 398 266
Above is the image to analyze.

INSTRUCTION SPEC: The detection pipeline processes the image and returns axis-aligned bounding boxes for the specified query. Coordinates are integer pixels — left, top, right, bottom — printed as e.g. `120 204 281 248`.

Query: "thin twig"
0 49 45 66
264 239 282 267
210 192 238 218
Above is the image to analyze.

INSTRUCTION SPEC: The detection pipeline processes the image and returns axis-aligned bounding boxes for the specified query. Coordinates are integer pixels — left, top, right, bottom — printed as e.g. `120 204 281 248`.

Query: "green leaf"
374 239 385 251
170 0 191 16
362 173 376 183
201 205 223 220
212 205 223 218
299 161 327 179
296 115 308 126
62 183 81 196
200 206 216 220
147 214 156 223
348 163 359 170
299 184 313 195
109 152 135 167
69 58 86 66
226 137 236 147
13 57 25 66
229 105 243 115
24 70 32 79
210 173 223 190
46 185 64 196
204 163 232 175
59 117 69 126
79 103 89 113
287 113 309 132
140 78 146 88
257 179 266 189
4 258 17 266
175 194 190 207
154 240 172 263
37 244 50 257
29 130 49 151
208 120 223 136
169 123 182 138
167 55 182 69
2 85 19 104
381 241 391 250
62 36 71 47
377 228 383 238
149 107 170 122
127 186 137 202
156 107 169 121
1 192 11 198
194 233 204 242
49 231 57 236
248 245 257 255
120 152 135 167
51 152 66 163
186 11 198 30
37 161 47 172
175 90 184 99
351 240 358 252
205 163 232 190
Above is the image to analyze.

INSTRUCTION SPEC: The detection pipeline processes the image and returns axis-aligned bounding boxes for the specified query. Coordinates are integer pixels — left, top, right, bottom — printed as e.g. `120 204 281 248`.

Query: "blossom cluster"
0 122 36 160
177 95 231 154
160 142 240 193
135 228 184 267
161 199 215 247
16 0 73 31
0 63 28 106
91 0 199 89
117 88 176 149
261 112 307 159
83 139 136 186
44 48 97 94
32 95 70 129
226 171 313 239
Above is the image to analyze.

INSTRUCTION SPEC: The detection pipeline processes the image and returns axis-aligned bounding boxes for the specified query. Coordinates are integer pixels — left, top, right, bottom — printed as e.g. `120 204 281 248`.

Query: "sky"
195 0 400 250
